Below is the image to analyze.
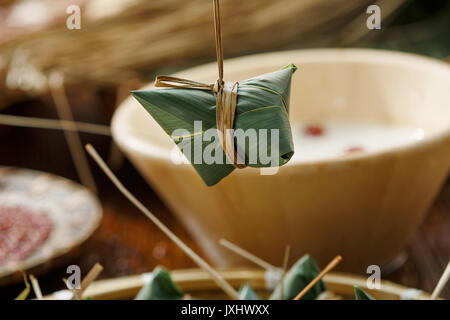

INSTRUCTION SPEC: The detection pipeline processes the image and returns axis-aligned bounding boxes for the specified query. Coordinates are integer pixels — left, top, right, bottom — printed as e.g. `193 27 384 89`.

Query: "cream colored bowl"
112 49 450 272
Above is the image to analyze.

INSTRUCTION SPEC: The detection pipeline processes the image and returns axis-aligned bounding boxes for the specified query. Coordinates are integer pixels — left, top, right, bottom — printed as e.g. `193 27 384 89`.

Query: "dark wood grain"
0 93 448 300
387 183 450 296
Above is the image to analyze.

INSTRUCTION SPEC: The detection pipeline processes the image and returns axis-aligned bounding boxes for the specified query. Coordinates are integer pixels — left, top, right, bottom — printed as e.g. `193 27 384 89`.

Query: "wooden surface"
0 90 449 299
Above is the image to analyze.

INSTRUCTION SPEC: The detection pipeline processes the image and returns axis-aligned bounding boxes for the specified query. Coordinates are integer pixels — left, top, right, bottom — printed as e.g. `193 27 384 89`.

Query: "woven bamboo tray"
44 268 431 300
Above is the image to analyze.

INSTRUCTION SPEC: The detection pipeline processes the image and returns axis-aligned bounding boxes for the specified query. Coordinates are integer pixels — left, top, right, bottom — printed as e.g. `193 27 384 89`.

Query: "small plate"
0 167 102 284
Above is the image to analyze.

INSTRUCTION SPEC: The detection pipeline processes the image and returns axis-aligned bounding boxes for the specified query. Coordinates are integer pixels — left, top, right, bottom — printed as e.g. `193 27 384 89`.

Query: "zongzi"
270 254 327 300
238 284 261 300
135 266 183 300
354 286 375 300
132 64 297 186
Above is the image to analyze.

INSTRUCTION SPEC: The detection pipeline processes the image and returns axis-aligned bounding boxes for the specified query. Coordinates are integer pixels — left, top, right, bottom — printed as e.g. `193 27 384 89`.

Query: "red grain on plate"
0 206 52 266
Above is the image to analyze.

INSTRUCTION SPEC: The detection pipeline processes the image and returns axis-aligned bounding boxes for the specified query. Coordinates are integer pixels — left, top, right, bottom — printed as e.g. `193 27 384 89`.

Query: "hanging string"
213 0 224 85
154 0 246 169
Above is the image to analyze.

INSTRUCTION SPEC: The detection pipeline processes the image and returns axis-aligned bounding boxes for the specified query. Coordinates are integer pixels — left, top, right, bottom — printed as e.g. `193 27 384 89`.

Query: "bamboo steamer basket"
44 268 431 300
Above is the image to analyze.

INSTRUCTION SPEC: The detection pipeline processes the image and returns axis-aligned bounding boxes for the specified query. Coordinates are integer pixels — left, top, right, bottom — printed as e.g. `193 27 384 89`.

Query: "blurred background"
0 0 449 298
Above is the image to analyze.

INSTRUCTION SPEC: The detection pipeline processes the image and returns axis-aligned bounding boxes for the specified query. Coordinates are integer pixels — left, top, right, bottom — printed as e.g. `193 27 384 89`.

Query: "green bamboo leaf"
238 284 261 300
354 286 376 300
134 267 183 300
15 273 30 300
132 65 297 186
270 254 327 300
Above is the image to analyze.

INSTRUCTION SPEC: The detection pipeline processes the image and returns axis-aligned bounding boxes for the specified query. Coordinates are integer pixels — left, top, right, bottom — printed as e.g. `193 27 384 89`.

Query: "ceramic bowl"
112 49 450 272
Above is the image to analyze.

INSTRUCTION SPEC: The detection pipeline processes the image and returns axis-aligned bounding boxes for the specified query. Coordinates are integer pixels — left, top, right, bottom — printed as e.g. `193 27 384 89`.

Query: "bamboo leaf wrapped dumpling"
135 267 183 300
270 254 327 300
132 64 297 186
238 284 261 300
354 286 375 300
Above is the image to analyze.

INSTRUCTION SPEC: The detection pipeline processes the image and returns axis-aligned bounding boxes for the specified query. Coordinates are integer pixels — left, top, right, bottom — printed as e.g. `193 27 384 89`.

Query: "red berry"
304 125 324 136
345 146 364 154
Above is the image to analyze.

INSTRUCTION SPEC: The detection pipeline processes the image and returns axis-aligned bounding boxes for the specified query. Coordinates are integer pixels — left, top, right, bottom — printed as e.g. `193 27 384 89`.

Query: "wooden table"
0 93 449 299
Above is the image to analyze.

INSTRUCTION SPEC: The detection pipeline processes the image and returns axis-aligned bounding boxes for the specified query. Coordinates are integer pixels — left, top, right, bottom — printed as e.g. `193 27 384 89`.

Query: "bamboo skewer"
29 275 43 300
293 255 342 300
62 278 80 300
219 239 278 270
71 263 104 300
431 261 450 300
279 245 290 300
48 71 98 194
85 144 240 300
0 114 110 135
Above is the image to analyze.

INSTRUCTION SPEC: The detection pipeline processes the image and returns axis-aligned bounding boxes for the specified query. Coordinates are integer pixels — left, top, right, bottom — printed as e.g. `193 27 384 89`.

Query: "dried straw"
431 261 450 300
279 245 290 300
29 275 43 300
0 113 110 135
85 144 240 300
219 238 277 270
0 0 405 107
48 71 98 194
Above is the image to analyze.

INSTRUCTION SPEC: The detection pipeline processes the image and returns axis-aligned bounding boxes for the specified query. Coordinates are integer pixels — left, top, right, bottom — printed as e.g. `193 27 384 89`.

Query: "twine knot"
155 76 246 169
